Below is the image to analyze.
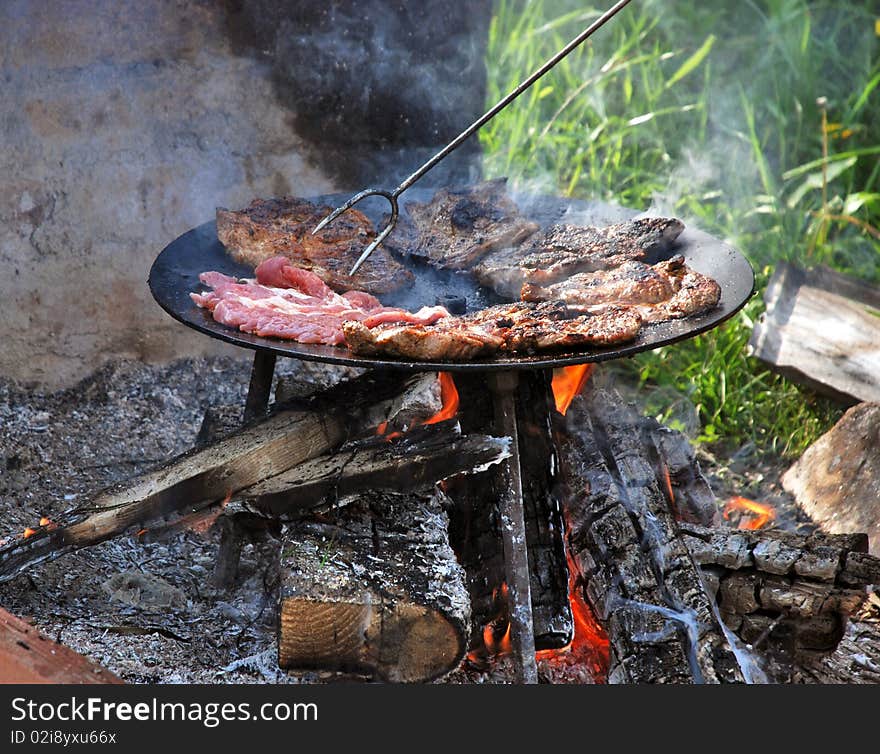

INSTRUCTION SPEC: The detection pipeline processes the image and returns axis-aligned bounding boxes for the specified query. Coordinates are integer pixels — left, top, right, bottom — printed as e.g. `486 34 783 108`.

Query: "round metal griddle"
149 192 754 372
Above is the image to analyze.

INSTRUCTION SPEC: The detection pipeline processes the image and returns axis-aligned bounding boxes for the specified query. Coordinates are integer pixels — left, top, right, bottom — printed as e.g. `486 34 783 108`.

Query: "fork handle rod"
394 0 634 196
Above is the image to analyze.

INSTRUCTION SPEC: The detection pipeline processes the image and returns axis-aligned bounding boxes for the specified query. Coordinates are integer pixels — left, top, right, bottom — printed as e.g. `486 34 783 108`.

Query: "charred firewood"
240 420 509 517
447 370 573 652
555 385 748 684
278 488 470 682
0 371 442 582
681 523 880 653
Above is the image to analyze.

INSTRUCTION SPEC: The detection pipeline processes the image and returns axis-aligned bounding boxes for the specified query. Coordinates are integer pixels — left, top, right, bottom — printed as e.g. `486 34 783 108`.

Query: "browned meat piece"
521 255 720 322
383 178 540 270
473 217 685 298
343 319 502 361
342 300 642 361
216 196 414 296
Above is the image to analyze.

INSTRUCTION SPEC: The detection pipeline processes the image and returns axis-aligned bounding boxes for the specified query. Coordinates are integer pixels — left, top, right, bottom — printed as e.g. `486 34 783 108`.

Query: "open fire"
377 372 460 439
723 495 776 530
551 364 594 416
465 362 612 679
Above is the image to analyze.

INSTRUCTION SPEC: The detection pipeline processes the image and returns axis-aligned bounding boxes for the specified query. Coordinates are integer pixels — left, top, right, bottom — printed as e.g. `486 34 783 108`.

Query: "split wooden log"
781 402 880 557
0 607 122 684
0 372 441 582
556 385 748 684
278 489 470 682
681 523 880 651
748 262 880 404
446 370 573 652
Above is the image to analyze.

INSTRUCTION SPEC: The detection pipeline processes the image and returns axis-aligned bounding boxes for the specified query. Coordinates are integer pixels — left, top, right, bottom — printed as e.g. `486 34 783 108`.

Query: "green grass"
481 0 880 456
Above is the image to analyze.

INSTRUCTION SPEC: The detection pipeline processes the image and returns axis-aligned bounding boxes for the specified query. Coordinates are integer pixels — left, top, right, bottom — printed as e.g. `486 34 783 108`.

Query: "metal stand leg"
244 351 277 422
211 517 244 588
213 350 277 589
487 371 538 684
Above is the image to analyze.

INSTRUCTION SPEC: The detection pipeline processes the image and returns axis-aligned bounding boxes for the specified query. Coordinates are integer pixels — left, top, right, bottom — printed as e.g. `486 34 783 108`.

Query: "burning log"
0 607 122 684
240 420 510 517
278 488 470 682
447 370 572 652
748 262 880 404
556 384 749 684
681 523 880 652
0 372 443 582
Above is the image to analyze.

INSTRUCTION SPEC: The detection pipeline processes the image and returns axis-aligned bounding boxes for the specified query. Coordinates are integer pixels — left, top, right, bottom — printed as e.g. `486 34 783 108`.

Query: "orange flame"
723 496 775 530
22 516 57 539
424 373 460 425
186 489 235 534
661 463 674 504
552 364 594 415
536 548 610 678
377 372 459 439
466 583 514 665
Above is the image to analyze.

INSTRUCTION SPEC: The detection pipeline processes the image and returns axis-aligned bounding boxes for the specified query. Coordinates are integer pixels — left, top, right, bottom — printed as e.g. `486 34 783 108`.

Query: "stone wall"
0 0 489 388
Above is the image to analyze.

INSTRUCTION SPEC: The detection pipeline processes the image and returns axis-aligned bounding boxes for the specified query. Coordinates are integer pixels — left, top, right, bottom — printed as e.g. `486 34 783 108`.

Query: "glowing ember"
186 489 235 535
377 372 459 439
660 463 674 504
536 548 610 678
551 364 594 416
22 527 37 539
723 496 775 530
466 583 513 665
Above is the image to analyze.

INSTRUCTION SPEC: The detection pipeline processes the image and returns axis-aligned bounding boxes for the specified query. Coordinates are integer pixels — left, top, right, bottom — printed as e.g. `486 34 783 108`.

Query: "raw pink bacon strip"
191 260 449 346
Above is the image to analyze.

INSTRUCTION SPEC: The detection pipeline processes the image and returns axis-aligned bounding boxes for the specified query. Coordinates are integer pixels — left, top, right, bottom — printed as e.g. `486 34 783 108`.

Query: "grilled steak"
473 217 685 298
216 197 414 296
384 178 540 270
342 300 642 361
521 255 720 322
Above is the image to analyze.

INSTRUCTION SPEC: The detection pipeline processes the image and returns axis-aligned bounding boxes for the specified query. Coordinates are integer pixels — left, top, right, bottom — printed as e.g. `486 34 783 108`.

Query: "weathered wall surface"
0 1 490 388
0 1 335 388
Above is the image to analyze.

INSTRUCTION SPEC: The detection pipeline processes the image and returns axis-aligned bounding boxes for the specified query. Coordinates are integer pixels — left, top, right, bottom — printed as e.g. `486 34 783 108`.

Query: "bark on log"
0 372 441 582
0 606 122 684
748 262 880 404
681 523 880 652
278 489 470 682
649 424 721 527
556 386 748 684
793 619 880 684
447 370 572 652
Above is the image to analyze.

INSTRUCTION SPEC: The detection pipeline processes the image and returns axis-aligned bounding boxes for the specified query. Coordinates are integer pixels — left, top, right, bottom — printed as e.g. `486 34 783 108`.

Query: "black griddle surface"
149 192 753 372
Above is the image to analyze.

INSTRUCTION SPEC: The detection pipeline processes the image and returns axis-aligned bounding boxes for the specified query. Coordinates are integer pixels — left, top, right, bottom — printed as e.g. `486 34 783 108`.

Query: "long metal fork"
313 0 635 276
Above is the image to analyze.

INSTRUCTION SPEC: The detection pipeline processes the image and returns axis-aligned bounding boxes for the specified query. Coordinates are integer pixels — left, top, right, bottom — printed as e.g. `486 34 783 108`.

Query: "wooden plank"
446 371 573 653
0 607 122 684
748 262 880 403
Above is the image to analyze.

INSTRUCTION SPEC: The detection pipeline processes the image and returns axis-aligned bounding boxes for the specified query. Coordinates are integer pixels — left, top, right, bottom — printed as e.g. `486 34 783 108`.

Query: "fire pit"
145 189 754 682
10 187 875 685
